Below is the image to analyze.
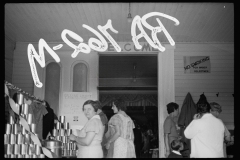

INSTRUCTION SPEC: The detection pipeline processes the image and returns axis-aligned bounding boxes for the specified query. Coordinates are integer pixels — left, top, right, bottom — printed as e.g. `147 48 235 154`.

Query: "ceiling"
5 3 234 43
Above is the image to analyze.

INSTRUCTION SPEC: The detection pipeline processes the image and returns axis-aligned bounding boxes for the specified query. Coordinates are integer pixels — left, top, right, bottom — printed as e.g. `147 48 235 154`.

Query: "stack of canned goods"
52 116 77 157
4 93 45 158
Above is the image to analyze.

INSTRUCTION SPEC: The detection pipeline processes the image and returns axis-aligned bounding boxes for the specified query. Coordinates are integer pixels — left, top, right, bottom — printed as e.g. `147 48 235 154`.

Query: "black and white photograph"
5 3 234 158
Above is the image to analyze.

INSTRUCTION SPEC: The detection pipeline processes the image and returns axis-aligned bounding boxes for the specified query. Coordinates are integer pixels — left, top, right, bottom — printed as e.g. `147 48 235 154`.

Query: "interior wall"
174 43 234 129
5 36 15 83
12 42 99 110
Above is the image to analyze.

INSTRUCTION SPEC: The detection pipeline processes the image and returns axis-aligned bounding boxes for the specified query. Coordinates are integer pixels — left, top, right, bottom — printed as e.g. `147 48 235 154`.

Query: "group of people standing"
66 97 234 158
69 99 136 158
164 101 234 158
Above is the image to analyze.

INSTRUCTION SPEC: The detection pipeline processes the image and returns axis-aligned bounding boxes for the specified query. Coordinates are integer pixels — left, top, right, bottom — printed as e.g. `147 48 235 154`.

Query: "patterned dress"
106 111 136 158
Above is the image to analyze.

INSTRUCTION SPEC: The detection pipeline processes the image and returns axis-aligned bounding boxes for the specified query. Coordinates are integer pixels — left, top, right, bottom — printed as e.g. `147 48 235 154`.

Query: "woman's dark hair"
95 100 102 110
82 100 99 112
197 102 211 114
113 99 126 111
166 102 179 114
171 139 183 151
45 101 50 108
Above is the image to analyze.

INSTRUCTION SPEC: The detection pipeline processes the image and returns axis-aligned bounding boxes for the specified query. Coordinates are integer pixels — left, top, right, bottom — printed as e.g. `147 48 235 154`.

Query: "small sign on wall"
184 56 211 73
60 92 92 128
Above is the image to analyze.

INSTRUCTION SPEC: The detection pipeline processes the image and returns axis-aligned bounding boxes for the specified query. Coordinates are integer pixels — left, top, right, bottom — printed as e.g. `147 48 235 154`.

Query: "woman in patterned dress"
104 99 136 158
69 100 104 158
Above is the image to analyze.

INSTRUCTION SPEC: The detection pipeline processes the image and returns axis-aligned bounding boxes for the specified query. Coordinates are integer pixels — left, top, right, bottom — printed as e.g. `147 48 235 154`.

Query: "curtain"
100 94 157 107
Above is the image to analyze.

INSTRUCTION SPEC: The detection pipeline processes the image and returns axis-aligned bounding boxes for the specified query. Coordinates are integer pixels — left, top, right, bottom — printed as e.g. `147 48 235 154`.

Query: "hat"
209 102 222 113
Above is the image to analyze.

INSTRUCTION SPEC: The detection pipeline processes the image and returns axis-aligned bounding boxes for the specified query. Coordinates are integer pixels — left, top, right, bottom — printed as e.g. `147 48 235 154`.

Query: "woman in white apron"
69 100 104 158
105 99 136 158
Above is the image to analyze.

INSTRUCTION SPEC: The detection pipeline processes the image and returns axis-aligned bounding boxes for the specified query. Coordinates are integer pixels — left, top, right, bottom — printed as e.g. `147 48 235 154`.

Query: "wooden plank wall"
5 37 15 83
12 43 34 95
174 43 234 129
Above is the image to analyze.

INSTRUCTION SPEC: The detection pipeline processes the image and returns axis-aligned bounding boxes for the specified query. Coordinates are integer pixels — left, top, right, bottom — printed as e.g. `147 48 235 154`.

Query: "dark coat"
178 92 197 152
42 106 54 139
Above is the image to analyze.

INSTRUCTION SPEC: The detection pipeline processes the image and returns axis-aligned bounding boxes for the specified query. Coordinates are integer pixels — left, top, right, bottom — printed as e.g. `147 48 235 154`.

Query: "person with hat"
209 102 233 158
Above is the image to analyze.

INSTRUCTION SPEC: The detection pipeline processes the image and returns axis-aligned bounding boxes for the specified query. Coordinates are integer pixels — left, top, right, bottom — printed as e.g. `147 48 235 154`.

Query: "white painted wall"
12 42 99 115
174 43 234 129
5 37 15 83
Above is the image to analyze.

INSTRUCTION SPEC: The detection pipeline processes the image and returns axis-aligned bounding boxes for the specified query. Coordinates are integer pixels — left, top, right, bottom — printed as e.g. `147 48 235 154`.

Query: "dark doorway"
99 54 158 158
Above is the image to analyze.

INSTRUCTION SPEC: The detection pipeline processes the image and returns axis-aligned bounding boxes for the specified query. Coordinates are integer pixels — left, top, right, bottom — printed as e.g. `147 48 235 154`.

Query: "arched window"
72 62 88 92
44 62 61 115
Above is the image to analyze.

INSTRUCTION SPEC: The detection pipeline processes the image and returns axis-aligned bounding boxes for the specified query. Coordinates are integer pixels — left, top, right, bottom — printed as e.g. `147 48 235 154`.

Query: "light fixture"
127 3 132 23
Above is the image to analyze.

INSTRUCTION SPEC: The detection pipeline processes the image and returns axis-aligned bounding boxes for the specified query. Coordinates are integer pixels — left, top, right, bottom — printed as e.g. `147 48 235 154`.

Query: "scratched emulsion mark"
27 39 60 88
28 12 179 88
131 12 180 52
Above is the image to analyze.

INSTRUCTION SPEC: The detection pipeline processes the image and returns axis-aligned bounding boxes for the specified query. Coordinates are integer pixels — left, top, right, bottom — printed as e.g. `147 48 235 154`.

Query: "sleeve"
85 119 100 133
110 115 121 127
224 124 231 137
184 120 200 139
132 120 135 129
164 118 171 134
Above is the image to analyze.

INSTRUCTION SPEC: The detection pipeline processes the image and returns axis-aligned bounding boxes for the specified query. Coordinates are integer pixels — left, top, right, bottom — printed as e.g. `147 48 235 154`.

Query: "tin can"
35 144 41 155
66 129 72 136
32 154 38 158
52 129 58 136
23 103 29 115
4 134 10 144
59 116 65 123
17 93 24 105
25 154 30 158
39 154 45 158
28 144 35 155
56 122 61 129
20 144 26 155
64 122 69 129
72 142 77 150
9 134 16 144
10 154 16 158
60 129 65 136
27 114 33 124
9 116 15 124
31 124 36 133
5 144 13 154
4 154 11 158
16 134 23 144
12 124 19 134
24 134 31 144
13 144 20 154
5 124 11 134
17 154 23 158
22 126 28 135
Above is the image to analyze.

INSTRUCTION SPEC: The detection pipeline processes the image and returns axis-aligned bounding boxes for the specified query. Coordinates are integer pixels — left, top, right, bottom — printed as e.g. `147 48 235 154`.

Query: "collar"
172 150 181 155
201 113 214 119
90 114 100 120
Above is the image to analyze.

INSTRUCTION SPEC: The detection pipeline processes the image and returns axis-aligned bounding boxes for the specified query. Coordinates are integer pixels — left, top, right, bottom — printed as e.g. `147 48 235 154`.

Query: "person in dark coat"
168 139 184 158
177 92 197 157
133 120 143 158
42 101 55 139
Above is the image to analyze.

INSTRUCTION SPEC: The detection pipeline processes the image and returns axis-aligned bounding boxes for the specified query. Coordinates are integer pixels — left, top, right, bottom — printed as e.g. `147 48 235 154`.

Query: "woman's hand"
69 134 76 141
105 142 110 150
193 114 201 120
